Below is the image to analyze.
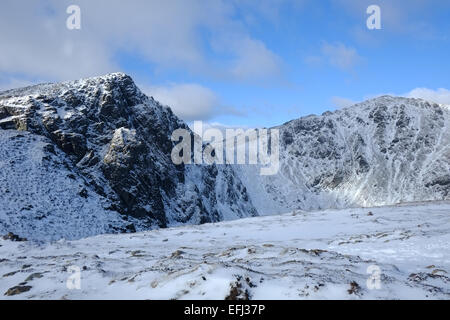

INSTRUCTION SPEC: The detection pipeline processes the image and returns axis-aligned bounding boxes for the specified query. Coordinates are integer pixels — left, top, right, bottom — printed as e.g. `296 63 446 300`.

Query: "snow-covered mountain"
238 96 450 214
0 73 256 241
1 73 449 241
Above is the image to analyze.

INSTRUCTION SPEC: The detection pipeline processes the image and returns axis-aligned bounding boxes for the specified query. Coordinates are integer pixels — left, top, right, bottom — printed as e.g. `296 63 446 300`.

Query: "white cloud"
143 84 218 121
331 96 358 108
230 38 282 80
321 42 362 71
331 87 450 110
200 121 254 136
142 83 244 121
304 55 323 67
0 0 282 83
336 0 449 39
0 77 35 92
230 0 307 27
404 88 450 105
0 1 115 80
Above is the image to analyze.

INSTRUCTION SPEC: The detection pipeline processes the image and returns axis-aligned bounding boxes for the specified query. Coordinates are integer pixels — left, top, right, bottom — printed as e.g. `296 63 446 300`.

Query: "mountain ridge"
238 94 450 214
279 95 449 128
1 73 449 241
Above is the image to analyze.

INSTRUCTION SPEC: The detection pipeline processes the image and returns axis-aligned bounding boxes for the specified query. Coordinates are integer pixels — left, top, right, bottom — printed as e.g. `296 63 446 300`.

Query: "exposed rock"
1 74 449 242
25 273 43 282
347 281 361 295
0 73 257 241
225 281 250 300
2 232 27 242
4 285 32 296
237 96 450 214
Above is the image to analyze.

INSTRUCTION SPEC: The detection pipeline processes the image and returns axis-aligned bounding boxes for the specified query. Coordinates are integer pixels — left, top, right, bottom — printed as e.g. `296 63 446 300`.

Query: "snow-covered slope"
0 73 257 241
1 73 449 241
0 130 131 241
238 96 450 214
1 201 449 299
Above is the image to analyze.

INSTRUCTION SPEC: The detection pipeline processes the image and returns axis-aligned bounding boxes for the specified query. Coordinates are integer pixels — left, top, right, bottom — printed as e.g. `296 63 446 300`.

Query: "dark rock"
4 285 32 296
347 281 361 295
0 73 257 234
126 224 136 233
225 281 249 300
25 273 43 282
2 232 27 242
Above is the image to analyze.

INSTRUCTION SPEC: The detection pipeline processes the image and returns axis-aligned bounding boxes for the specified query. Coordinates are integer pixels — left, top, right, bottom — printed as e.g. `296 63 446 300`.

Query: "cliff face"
237 96 450 214
0 73 257 240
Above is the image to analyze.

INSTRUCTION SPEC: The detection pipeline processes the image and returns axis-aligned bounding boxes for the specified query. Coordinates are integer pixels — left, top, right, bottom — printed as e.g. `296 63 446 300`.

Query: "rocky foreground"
1 201 449 300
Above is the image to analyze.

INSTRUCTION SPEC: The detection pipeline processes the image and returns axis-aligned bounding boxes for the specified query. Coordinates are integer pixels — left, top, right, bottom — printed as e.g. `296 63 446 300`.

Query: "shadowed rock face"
237 96 450 214
1 73 449 241
0 73 257 233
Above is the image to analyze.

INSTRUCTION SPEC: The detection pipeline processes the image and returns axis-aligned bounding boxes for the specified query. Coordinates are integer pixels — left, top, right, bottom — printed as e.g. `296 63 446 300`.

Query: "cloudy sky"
1 0 450 127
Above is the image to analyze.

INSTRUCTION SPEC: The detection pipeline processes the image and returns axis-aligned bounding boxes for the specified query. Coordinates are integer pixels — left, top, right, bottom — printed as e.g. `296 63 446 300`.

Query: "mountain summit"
0 73 256 241
1 74 449 241
237 95 450 214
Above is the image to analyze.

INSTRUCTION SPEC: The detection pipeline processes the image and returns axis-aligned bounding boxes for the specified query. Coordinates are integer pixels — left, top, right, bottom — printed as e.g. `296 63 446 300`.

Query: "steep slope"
0 130 131 241
1 73 449 241
237 96 450 214
0 73 257 240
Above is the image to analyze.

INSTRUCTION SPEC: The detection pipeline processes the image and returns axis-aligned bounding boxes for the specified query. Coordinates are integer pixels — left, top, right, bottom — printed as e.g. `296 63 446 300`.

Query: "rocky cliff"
0 73 257 241
237 96 450 214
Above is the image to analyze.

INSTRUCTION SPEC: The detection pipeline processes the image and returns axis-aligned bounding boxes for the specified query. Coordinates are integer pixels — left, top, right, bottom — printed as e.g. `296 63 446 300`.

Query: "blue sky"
1 0 450 128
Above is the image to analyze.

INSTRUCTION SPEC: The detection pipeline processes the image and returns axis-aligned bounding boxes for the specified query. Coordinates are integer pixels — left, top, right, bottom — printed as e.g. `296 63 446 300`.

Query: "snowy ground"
0 201 449 300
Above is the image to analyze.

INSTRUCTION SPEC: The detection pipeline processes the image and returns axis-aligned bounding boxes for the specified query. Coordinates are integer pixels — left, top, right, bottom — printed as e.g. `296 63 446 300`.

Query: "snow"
237 96 450 215
0 74 449 300
0 72 258 235
1 201 448 299
0 130 130 241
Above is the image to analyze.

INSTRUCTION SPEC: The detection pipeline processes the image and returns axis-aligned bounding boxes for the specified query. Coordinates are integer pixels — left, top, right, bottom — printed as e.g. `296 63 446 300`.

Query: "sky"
1 0 450 128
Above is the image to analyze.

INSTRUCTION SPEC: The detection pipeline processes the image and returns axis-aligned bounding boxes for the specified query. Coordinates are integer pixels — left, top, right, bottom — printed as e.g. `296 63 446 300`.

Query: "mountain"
1 73 449 242
237 95 450 214
0 73 256 241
